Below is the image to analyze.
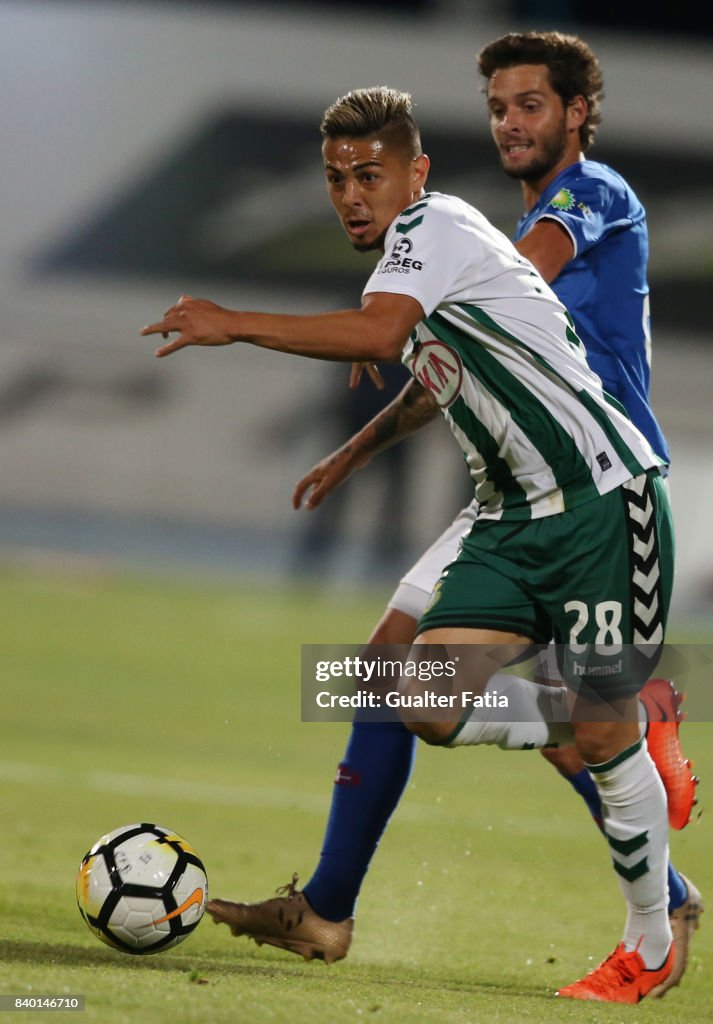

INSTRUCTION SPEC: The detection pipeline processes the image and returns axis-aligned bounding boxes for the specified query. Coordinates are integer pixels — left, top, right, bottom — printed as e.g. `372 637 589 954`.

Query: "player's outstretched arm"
293 379 438 510
141 293 424 364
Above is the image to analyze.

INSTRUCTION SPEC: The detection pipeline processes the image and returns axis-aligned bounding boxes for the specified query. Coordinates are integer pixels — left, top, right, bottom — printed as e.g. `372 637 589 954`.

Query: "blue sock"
568 767 605 830
303 719 416 921
566 768 687 913
667 862 688 911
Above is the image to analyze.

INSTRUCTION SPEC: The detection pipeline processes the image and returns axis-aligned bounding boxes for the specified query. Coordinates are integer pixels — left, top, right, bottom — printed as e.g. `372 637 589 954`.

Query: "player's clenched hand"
141 295 237 357
292 446 370 511
349 362 385 390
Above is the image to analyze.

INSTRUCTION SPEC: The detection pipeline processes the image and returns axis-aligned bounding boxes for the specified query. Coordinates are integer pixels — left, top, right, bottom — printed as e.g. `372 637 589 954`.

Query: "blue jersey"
515 160 669 464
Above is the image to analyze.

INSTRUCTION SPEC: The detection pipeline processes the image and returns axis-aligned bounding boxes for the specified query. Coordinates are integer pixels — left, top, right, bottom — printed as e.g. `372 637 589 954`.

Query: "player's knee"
403 718 457 745
540 744 585 776
572 720 640 766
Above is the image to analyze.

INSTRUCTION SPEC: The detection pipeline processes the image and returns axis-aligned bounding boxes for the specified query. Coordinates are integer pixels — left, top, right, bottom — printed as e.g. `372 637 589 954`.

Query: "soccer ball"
76 823 208 954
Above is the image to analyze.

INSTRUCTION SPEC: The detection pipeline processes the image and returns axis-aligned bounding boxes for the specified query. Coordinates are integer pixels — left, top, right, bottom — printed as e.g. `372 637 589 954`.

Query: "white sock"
587 738 671 967
446 678 648 752
447 673 573 750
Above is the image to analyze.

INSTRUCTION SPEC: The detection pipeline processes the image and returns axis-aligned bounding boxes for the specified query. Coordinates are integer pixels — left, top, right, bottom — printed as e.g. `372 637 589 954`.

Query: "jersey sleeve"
534 176 632 259
362 197 476 316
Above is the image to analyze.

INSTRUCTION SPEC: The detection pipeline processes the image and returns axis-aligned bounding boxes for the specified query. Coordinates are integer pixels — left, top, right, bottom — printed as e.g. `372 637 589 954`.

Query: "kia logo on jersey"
412 340 463 408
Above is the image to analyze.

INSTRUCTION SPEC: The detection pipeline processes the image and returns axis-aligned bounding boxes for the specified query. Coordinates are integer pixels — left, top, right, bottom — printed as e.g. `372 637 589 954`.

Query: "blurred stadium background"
1 0 711 623
1 5 711 1018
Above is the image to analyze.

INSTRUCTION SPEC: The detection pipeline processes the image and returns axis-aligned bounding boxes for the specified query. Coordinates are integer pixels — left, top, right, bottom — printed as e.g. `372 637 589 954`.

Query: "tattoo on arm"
362 380 439 454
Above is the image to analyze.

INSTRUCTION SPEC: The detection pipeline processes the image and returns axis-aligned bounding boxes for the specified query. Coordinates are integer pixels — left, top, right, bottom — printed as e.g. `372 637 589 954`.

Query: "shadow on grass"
320 961 551 1002
200 941 552 1001
0 939 549 1000
0 940 284 978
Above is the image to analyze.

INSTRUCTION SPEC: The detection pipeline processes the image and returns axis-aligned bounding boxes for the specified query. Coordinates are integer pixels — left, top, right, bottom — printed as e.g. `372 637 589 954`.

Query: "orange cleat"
557 943 674 1003
640 678 698 829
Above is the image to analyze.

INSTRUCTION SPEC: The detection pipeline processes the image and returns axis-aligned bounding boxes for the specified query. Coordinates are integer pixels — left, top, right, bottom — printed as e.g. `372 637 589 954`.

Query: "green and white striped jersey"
362 192 661 521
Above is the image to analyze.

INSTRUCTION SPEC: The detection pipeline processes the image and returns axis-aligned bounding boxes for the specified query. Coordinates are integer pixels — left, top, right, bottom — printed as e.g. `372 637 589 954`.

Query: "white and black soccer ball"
76 823 208 954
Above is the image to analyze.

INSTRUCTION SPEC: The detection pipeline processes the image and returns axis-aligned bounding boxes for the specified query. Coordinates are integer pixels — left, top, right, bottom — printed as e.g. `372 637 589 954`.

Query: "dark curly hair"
477 32 604 150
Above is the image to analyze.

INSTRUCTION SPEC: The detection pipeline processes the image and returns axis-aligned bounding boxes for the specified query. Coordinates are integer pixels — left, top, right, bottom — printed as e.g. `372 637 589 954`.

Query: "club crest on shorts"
412 340 463 408
424 578 445 613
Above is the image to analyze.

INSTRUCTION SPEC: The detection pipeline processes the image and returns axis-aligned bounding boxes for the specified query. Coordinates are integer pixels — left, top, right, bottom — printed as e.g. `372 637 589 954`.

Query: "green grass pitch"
0 563 709 1023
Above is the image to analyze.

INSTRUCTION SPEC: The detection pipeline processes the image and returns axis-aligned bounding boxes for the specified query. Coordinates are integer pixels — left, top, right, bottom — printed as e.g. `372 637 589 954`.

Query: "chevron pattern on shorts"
622 475 663 647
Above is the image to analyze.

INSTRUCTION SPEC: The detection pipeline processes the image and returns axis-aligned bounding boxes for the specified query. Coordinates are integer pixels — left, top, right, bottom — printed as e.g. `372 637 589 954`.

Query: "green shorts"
417 471 674 699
